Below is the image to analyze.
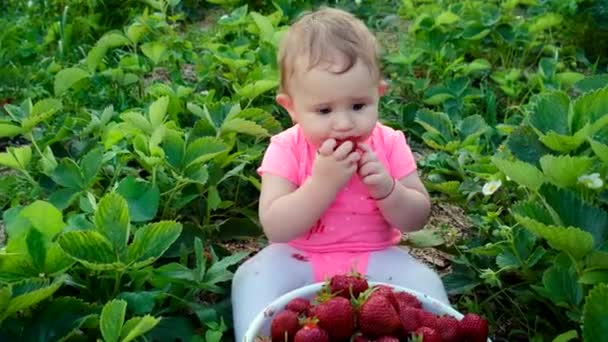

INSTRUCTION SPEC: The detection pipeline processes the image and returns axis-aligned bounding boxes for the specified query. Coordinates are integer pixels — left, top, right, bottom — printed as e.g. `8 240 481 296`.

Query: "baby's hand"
357 143 394 200
312 139 361 193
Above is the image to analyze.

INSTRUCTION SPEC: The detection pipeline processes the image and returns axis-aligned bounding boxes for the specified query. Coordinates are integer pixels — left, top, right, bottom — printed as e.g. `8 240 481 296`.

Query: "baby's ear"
276 93 297 122
378 80 388 96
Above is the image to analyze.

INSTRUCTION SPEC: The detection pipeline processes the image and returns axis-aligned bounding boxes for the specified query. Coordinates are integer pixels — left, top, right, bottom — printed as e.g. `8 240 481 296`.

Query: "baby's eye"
318 108 332 114
353 103 366 111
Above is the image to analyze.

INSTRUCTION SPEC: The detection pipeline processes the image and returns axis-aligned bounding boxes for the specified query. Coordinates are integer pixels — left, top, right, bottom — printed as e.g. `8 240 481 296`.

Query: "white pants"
230 243 449 342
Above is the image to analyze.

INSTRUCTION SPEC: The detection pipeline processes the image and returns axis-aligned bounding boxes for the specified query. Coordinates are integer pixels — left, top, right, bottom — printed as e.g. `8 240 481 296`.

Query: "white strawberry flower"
578 173 603 189
482 180 502 196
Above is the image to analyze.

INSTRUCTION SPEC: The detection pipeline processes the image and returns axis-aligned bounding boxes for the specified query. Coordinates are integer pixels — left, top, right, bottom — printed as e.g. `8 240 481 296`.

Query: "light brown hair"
278 7 381 94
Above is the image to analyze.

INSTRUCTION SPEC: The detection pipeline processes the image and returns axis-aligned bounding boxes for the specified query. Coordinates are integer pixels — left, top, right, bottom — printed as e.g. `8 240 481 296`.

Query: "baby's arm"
258 173 336 242
375 171 431 232
259 140 360 242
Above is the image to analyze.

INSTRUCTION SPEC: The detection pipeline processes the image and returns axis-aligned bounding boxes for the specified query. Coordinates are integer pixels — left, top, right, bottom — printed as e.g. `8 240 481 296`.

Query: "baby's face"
286 55 381 149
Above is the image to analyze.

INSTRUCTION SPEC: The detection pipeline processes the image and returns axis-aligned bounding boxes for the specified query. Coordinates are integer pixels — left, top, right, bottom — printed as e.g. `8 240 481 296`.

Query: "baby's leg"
366 246 450 305
231 243 314 342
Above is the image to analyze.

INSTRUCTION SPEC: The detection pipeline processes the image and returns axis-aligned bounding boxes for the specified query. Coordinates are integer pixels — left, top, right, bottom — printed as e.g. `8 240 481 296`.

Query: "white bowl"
243 281 492 342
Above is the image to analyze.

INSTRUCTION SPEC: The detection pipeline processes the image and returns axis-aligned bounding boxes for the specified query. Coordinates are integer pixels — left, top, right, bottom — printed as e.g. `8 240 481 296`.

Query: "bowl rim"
243 281 468 342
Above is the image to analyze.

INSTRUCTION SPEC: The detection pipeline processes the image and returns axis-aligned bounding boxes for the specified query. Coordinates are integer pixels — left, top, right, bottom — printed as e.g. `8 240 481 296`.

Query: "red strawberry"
294 322 329 342
329 273 369 299
374 336 400 342
393 291 422 311
413 326 442 342
309 296 355 341
270 310 300 342
399 307 424 333
459 313 489 342
286 297 311 315
358 293 401 337
417 310 439 329
434 315 461 342
352 335 371 342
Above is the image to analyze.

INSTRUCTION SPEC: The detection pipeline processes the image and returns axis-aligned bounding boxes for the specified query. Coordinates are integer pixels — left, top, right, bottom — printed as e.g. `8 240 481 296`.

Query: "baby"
231 7 449 341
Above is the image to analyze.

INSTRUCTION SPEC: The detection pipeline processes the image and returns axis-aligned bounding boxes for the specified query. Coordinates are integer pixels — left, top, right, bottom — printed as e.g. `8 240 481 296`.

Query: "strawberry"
399 307 424 333
270 310 300 342
358 292 401 338
393 291 422 311
286 297 311 315
309 296 355 341
374 336 400 342
294 321 329 342
352 335 371 342
329 273 369 299
434 315 461 342
459 313 489 342
413 326 442 342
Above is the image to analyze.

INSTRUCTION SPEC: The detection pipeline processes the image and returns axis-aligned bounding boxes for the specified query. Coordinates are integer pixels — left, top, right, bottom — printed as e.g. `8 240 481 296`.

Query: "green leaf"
529 13 563 33
556 72 585 89
149 96 169 128
26 98 63 131
511 200 554 225
140 41 167 65
127 221 182 268
57 231 121 270
539 125 591 153
120 315 161 342
54 68 90 96
117 291 161 315
22 297 98 342
234 107 282 135
26 228 46 271
203 252 248 290
423 92 454 105
552 330 578 342
19 200 65 238
51 159 84 189
589 139 608 164
184 137 228 168
235 79 278 100
514 215 593 260
579 270 608 285
458 115 489 145
99 32 131 48
506 126 554 167
540 155 593 188
48 188 81 211
162 131 185 169
95 193 130 256
0 123 22 138
221 118 268 137
126 23 147 44
529 91 570 135
492 157 545 191
80 147 103 185
540 185 608 246
415 109 453 138
435 11 460 25
462 59 491 74
572 87 608 133
540 254 583 307
116 177 160 222
43 244 74 275
100 299 127 342
0 277 65 322
121 111 152 134
250 12 275 43
0 145 32 170
583 284 608 341
86 45 108 72
573 75 608 93
405 229 445 247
